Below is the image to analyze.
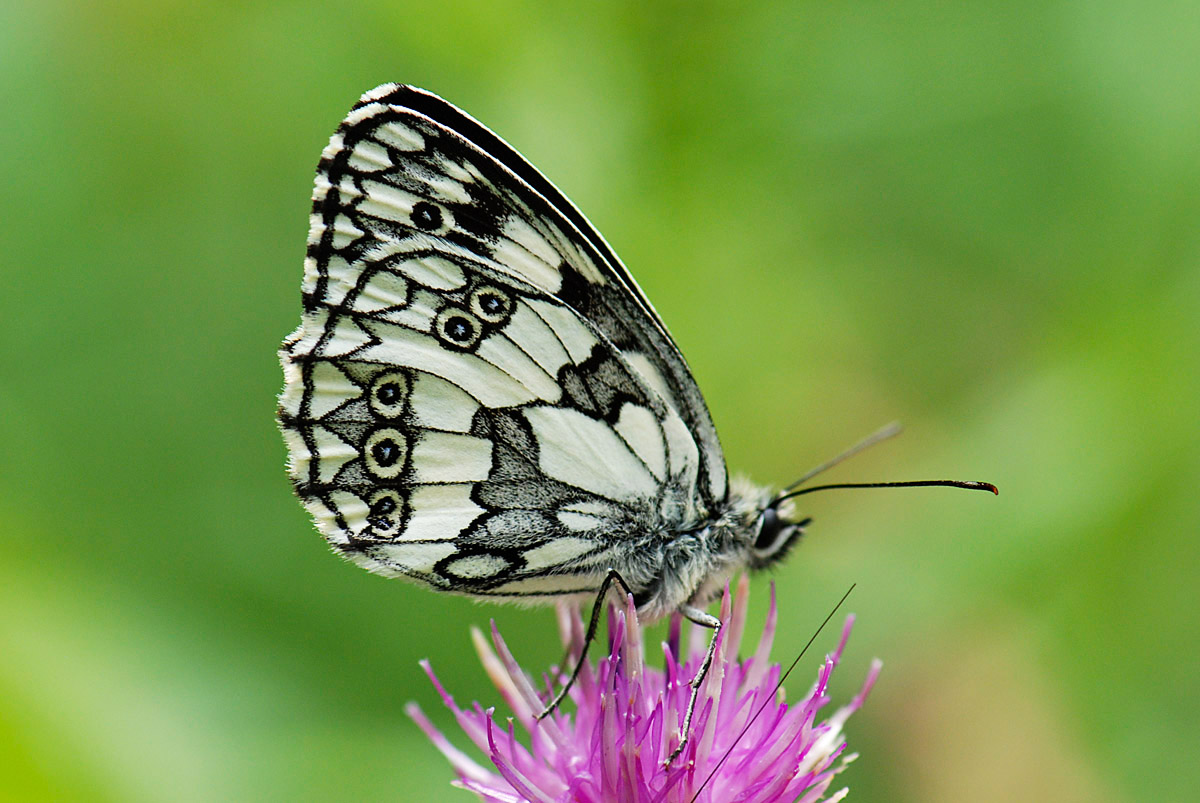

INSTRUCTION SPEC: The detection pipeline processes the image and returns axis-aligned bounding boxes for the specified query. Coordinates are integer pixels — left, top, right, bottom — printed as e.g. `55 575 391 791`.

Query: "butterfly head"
746 497 810 570
723 478 810 572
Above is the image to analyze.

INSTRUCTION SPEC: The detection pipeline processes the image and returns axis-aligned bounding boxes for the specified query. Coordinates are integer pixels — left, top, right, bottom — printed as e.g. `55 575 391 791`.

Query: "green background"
2 1 1196 800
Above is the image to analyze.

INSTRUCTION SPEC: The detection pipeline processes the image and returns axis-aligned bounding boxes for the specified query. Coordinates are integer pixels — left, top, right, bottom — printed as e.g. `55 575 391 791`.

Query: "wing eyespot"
468 285 514 326
369 370 410 418
367 489 406 532
434 307 483 350
411 200 447 233
364 427 408 479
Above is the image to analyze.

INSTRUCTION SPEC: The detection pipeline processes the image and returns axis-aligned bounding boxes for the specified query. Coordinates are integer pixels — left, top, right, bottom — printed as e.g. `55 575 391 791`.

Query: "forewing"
345 84 728 506
278 86 717 599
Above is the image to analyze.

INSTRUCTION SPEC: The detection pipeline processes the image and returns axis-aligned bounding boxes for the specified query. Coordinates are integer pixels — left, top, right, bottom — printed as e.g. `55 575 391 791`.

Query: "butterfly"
277 84 994 759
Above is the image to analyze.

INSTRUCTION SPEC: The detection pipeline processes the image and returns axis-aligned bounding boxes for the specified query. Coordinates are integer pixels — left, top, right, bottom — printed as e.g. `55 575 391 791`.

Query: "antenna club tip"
981 483 999 495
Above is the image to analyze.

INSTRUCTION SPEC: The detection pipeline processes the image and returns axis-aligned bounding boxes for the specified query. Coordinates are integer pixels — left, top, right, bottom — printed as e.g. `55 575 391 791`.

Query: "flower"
406 576 882 803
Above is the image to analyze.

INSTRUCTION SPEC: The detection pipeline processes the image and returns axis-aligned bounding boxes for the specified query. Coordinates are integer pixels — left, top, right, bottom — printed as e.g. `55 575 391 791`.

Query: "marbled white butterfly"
278 85 995 758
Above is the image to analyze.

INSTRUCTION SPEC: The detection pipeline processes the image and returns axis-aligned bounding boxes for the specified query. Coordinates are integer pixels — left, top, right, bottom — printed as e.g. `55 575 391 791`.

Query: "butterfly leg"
536 567 636 720
665 604 722 766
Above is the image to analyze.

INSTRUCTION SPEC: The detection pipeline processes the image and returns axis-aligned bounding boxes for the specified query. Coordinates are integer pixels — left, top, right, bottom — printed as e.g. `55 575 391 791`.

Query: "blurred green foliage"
1 1 1196 800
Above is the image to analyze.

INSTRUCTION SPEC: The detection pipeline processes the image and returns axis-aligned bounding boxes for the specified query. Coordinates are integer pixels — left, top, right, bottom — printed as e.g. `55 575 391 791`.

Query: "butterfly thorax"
632 477 803 621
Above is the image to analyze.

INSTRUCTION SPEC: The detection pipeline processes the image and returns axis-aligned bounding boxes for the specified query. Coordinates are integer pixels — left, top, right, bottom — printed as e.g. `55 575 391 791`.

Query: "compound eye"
754 507 783 551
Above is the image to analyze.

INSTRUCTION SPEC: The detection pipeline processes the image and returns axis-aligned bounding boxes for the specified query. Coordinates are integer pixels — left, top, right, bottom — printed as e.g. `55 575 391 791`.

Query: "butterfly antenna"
781 422 903 494
775 479 998 505
689 584 857 803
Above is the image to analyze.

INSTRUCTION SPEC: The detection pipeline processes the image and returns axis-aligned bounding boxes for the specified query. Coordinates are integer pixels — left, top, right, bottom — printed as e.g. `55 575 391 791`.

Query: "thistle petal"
408 581 880 803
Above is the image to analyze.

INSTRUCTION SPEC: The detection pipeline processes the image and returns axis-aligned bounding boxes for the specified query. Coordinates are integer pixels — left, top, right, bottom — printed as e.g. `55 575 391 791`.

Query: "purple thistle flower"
407 577 882 803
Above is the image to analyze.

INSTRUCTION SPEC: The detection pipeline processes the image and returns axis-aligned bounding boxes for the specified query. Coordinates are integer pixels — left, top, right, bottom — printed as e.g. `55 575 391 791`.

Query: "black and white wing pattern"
279 85 729 603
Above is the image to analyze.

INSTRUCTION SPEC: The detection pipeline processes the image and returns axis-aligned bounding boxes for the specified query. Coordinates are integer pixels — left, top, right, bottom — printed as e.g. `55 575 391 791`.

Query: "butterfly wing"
279 85 728 599
362 85 728 507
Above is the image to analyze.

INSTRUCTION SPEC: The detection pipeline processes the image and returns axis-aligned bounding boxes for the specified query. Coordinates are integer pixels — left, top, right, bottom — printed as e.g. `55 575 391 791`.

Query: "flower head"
407 577 881 803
